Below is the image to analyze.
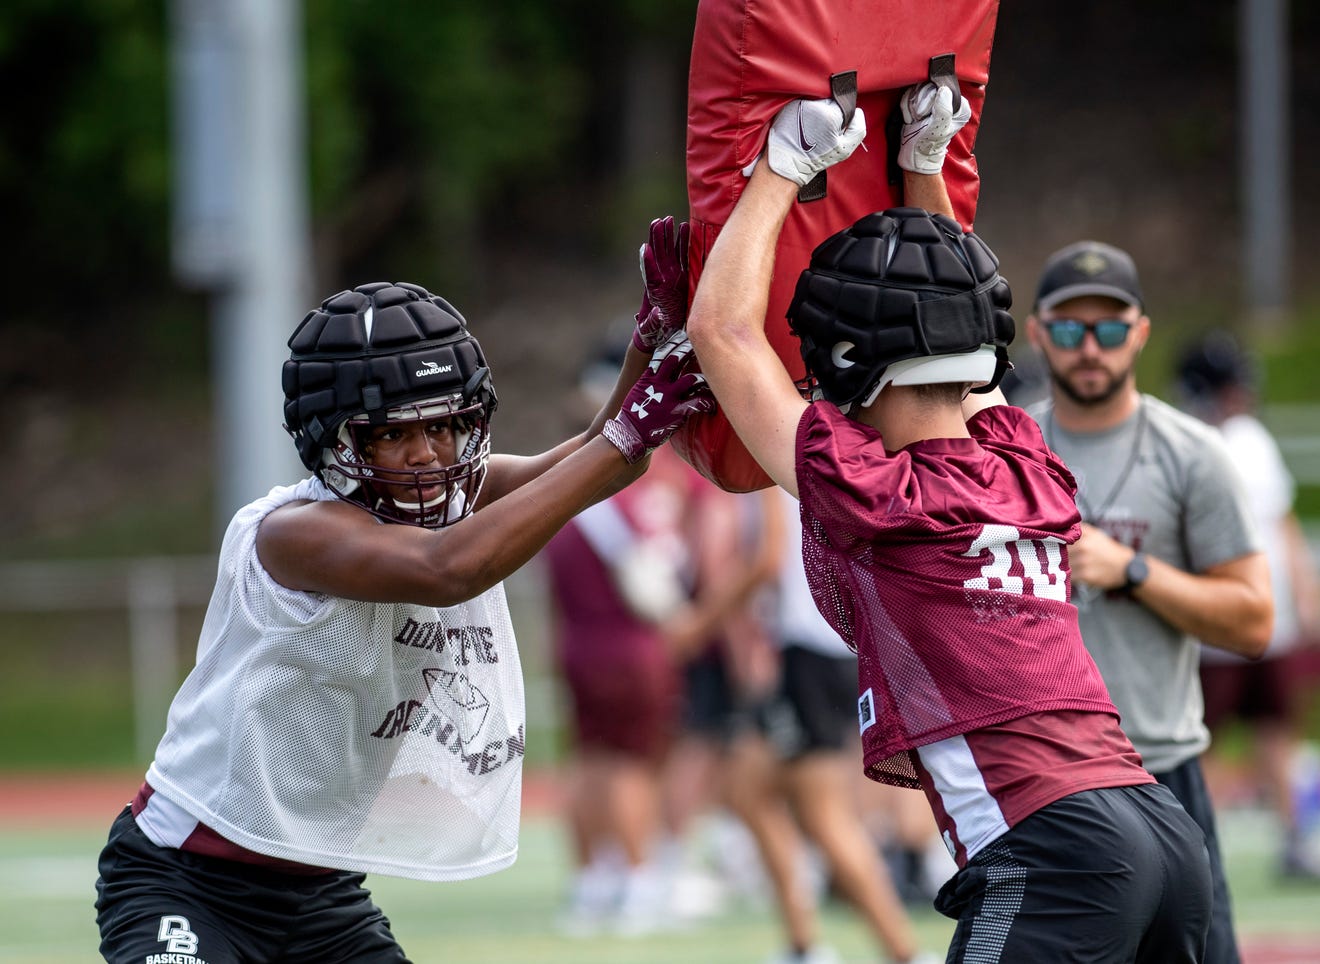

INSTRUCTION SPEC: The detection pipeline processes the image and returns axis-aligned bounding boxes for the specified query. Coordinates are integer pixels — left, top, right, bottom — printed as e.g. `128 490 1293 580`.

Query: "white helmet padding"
859 345 1000 408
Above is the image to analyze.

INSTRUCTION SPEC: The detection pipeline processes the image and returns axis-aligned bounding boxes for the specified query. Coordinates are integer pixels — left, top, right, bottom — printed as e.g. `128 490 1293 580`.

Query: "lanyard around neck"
1047 400 1147 523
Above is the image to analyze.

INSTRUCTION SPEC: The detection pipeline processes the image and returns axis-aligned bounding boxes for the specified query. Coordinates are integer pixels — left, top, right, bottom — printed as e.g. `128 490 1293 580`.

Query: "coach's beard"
1052 362 1132 408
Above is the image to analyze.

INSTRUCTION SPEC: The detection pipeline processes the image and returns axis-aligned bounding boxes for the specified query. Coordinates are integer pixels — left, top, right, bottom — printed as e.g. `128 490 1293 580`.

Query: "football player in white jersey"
95 262 710 963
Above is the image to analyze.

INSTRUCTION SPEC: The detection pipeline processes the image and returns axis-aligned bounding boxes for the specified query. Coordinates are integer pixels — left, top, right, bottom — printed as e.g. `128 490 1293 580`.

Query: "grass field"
2 804 1317 964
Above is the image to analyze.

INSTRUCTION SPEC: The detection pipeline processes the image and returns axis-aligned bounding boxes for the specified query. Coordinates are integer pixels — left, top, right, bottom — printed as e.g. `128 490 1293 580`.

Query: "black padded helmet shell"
281 281 497 473
787 208 1016 409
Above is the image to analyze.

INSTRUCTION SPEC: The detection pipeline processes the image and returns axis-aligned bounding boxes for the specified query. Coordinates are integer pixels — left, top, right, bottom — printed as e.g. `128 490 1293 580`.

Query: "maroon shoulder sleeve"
795 403 913 524
970 405 1077 499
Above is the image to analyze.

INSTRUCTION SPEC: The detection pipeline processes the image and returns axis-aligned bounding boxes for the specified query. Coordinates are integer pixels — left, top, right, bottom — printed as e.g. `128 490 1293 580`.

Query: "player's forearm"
584 343 652 440
481 344 650 505
902 170 955 219
1133 554 1273 657
686 161 809 494
426 438 631 604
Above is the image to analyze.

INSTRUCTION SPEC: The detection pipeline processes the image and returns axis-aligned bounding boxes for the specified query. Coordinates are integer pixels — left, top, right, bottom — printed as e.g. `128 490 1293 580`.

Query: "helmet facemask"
321 395 491 529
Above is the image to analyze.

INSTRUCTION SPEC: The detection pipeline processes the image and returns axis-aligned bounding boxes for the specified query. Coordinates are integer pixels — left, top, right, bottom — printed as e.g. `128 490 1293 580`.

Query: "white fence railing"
0 556 214 760
1264 403 1320 487
0 557 558 762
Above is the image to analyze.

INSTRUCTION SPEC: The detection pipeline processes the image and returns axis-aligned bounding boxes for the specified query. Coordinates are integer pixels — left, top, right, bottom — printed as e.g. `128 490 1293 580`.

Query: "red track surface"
1241 944 1320 964
0 769 566 828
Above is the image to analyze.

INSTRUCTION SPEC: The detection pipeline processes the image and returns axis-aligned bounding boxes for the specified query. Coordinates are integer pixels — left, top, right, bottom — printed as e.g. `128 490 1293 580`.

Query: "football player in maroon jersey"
685 86 1213 963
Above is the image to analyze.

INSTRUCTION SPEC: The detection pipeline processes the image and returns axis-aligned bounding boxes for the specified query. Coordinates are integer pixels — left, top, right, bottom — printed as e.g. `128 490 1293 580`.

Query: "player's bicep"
962 385 1006 419
698 333 807 497
256 500 436 601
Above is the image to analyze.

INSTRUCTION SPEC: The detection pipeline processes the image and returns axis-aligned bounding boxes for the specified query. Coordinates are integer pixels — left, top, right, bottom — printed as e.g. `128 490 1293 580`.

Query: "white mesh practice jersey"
145 477 525 881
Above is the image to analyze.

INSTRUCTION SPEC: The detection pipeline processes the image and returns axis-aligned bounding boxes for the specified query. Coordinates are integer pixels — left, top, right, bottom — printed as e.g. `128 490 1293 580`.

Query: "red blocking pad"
674 0 1001 491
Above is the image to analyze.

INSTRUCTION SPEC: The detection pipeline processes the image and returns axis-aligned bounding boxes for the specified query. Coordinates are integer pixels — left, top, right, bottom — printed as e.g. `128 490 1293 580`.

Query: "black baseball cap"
1176 331 1257 399
1034 240 1144 312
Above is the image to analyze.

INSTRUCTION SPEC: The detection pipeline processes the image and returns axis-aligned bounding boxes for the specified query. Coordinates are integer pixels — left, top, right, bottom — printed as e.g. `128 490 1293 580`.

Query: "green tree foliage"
306 0 592 295
1 0 697 379
0 0 172 302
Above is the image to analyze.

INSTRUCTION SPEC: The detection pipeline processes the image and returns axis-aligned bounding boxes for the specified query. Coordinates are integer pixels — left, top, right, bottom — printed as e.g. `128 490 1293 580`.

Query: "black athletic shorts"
95 807 411 963
680 645 753 743
934 783 1212 963
758 645 858 761
1155 757 1242 964
1200 654 1294 728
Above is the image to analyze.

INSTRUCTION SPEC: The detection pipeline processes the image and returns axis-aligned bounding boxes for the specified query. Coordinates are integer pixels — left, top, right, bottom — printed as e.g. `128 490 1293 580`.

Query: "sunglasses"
1042 318 1133 350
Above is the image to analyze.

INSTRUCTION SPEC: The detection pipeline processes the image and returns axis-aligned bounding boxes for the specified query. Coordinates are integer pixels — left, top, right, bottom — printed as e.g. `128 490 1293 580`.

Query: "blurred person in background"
541 343 703 935
94 270 711 962
723 486 936 964
1175 330 1320 880
1025 244 1274 964
543 222 785 935
655 470 787 917
541 444 699 936
862 767 951 909
613 221 788 919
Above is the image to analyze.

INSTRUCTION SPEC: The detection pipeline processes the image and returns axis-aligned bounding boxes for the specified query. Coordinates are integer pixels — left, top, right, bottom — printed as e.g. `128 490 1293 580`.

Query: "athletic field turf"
1 777 1317 963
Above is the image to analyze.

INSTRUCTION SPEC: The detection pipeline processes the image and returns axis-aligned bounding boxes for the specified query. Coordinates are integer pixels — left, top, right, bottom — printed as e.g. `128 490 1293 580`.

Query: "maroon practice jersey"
795 402 1153 865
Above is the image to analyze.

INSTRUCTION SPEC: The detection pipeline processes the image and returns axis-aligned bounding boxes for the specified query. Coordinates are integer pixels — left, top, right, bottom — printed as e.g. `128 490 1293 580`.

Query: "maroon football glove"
604 331 714 463
632 215 690 353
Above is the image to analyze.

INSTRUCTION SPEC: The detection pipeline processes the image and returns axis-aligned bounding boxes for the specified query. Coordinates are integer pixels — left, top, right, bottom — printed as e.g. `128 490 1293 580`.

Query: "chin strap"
970 347 1013 395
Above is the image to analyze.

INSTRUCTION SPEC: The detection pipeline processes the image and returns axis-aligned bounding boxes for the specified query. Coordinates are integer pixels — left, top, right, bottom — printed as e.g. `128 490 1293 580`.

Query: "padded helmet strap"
362 384 386 425
912 281 996 350
971 345 1013 395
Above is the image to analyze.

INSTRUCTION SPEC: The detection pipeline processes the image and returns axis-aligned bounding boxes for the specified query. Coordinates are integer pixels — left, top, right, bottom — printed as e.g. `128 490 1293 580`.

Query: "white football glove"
897 82 971 175
746 97 867 187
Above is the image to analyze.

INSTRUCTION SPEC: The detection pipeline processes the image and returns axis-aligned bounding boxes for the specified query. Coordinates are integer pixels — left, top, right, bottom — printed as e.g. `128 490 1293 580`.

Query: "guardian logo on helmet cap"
281 282 498 528
416 361 455 377
787 208 1015 412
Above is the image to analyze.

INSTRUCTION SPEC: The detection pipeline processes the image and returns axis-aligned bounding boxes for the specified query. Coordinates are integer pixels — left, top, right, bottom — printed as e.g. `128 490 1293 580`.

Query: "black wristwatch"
1121 551 1150 595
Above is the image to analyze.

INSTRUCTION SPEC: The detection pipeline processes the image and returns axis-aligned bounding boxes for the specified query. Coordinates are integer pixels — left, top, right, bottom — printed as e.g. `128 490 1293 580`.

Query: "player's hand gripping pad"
604 331 715 464
674 0 1001 491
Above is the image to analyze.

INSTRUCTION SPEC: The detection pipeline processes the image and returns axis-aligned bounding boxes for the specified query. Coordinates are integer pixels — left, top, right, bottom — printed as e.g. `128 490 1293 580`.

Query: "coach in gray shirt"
1024 241 1272 964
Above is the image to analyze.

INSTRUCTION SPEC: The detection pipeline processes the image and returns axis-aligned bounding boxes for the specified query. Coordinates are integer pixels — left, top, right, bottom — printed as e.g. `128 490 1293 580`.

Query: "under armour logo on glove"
630 385 664 418
603 331 714 463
